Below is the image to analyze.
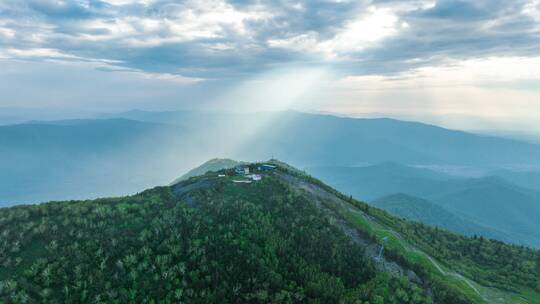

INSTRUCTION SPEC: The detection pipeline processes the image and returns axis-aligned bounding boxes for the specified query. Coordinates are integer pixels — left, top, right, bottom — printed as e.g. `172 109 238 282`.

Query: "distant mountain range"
372 193 513 243
305 163 458 201
435 177 540 247
0 119 194 204
306 163 540 248
490 169 540 191
102 110 540 167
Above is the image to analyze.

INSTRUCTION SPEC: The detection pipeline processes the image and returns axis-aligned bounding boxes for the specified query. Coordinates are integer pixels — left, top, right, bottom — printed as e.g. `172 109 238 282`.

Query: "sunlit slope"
1 161 538 303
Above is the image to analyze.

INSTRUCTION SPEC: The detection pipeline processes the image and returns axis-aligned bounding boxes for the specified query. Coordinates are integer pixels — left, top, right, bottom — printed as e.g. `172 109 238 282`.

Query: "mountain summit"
0 161 538 303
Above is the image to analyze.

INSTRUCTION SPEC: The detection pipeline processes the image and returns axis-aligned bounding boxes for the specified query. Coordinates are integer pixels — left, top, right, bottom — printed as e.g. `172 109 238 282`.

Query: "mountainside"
306 164 540 248
1 161 539 303
372 194 512 243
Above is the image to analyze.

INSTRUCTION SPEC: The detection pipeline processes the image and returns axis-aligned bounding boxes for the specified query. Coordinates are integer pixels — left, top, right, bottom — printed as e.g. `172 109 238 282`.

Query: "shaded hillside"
436 177 540 248
306 163 540 248
1 161 539 303
372 194 512 242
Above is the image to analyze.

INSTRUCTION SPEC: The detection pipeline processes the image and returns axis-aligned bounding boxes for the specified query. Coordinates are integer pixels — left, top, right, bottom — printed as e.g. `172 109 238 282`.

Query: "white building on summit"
235 166 250 175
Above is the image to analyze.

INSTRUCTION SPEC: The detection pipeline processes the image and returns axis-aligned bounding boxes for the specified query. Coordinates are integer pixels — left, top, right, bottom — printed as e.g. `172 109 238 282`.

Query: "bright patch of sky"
1 0 540 135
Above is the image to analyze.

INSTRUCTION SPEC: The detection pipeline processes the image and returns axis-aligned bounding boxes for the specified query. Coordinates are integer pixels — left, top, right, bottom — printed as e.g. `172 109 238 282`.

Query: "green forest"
0 174 428 303
0 162 539 303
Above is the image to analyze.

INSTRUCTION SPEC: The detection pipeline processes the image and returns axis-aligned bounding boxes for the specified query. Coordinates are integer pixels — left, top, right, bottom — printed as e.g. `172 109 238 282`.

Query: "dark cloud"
0 0 539 79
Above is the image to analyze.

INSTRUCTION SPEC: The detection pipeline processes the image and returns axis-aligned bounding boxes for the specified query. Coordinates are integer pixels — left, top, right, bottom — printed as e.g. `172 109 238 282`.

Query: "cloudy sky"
1 0 540 133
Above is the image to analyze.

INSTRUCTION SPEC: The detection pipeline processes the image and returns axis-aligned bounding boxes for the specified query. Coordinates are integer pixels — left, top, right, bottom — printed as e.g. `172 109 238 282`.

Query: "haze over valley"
3 110 540 204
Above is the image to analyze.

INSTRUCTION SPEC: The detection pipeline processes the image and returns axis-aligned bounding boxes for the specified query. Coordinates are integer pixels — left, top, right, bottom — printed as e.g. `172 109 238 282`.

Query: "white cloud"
267 5 416 59
0 26 15 39
100 0 156 5
0 47 126 66
316 56 540 134
203 42 236 51
0 47 201 86
0 48 78 59
523 0 540 22
321 7 399 54
132 70 203 84
1 0 540 136
267 32 320 52
0 17 55 44
339 56 540 89
74 0 272 47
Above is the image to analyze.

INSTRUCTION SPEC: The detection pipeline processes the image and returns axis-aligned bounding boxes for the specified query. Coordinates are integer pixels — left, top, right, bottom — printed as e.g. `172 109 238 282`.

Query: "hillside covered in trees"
0 161 539 303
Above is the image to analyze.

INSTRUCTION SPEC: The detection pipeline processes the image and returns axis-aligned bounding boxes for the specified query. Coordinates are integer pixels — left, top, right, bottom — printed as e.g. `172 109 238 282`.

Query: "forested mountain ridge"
0 161 538 303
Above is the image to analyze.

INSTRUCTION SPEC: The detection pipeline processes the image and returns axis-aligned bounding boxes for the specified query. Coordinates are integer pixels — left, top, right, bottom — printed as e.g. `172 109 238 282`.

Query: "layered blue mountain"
306 164 540 248
372 193 513 243
0 119 191 204
102 110 540 167
490 169 540 191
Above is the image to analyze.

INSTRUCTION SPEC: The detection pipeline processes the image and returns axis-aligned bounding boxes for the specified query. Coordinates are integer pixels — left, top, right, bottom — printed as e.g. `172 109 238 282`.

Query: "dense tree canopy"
0 174 430 303
1 162 538 303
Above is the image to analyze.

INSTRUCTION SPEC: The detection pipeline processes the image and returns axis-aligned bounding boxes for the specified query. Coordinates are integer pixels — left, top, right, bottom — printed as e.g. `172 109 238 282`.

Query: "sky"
1 0 540 134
